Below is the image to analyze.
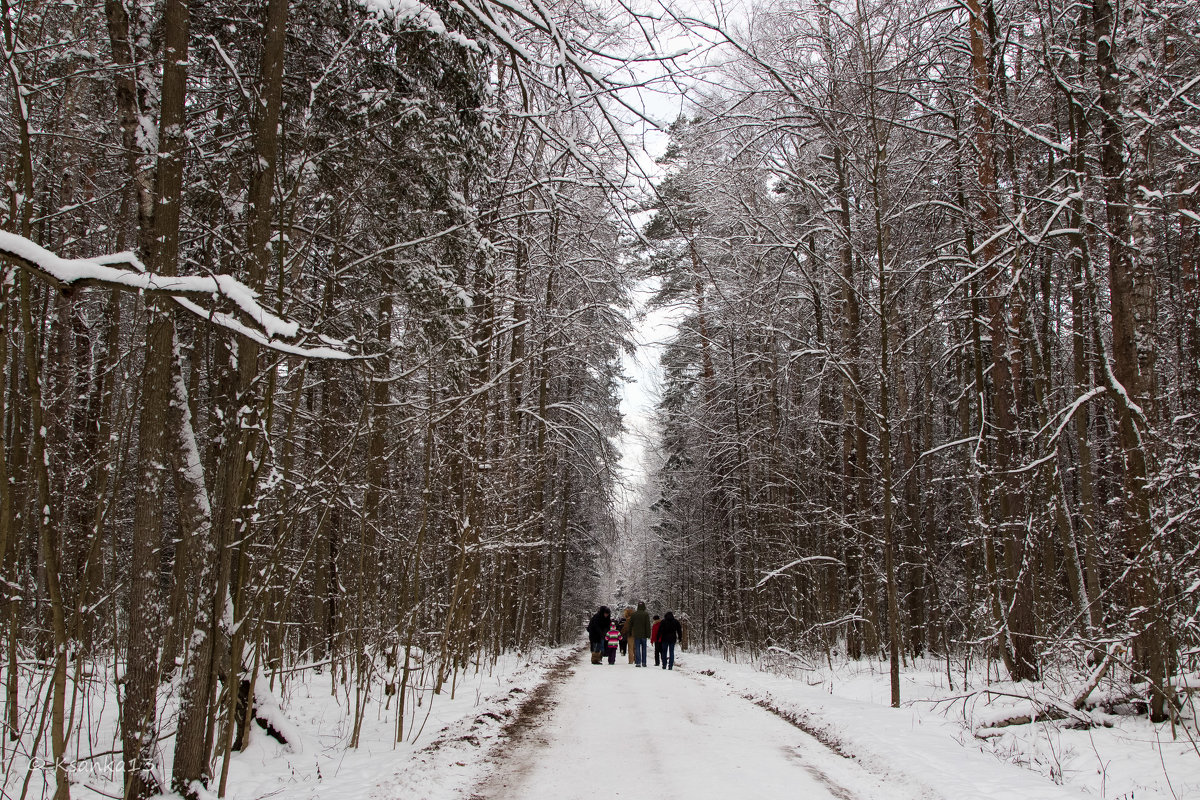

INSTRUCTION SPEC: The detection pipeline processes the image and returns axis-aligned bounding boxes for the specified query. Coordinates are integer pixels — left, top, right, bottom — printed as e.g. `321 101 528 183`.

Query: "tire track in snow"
469 652 907 800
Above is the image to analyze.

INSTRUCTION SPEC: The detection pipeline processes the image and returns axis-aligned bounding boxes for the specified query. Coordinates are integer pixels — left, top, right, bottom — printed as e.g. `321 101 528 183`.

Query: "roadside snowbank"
202 646 576 800
4 645 575 800
679 651 1199 800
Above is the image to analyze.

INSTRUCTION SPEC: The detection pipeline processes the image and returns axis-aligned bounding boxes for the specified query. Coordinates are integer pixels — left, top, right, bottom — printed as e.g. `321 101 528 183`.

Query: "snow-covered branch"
755 556 844 589
0 230 352 360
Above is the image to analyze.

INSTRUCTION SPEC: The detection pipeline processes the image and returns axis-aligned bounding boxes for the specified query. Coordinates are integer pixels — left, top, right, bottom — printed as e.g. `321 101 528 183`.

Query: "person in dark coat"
658 611 682 670
629 602 652 667
587 606 611 665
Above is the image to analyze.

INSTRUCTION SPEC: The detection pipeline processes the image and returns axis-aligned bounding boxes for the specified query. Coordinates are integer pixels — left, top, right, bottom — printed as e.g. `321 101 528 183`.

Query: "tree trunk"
117 0 191 795
169 333 219 798
966 0 1038 681
1092 0 1167 721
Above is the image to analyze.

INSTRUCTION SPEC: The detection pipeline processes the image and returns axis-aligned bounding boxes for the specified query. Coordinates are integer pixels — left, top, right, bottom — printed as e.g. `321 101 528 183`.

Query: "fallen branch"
975 707 1070 733
970 688 1107 735
1073 643 1124 710
974 704 1115 735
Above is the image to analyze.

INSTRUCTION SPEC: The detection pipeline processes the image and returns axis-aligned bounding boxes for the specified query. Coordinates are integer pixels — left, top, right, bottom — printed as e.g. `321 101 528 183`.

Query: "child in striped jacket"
605 623 621 664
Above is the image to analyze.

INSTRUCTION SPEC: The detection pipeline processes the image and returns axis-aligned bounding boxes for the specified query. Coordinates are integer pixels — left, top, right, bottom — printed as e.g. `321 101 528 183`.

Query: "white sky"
615 275 689 508
602 0 745 510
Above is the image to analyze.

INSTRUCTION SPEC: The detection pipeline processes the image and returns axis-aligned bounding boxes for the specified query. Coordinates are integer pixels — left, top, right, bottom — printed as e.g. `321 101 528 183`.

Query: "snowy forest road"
470 650 915 800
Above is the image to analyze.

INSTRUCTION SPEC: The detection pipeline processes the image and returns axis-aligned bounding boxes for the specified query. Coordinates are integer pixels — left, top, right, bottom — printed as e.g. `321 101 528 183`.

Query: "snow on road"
472 652 915 800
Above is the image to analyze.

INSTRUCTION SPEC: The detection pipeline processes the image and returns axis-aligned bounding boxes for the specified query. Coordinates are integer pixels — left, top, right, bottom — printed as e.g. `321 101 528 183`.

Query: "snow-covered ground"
683 650 1200 800
5 645 1195 800
474 651 919 800
3 646 574 800
212 648 575 800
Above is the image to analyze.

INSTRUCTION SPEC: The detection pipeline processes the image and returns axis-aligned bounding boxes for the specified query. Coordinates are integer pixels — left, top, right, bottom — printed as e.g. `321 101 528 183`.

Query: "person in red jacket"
650 615 662 667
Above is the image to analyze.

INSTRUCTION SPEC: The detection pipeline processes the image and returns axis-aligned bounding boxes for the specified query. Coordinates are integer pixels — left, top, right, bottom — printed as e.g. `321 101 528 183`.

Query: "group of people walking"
586 602 683 670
